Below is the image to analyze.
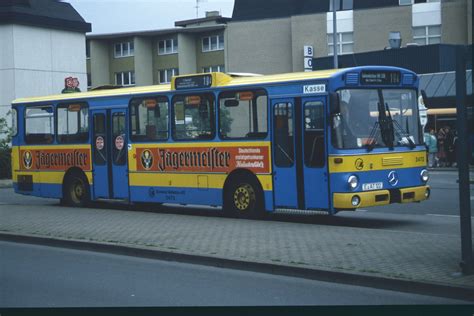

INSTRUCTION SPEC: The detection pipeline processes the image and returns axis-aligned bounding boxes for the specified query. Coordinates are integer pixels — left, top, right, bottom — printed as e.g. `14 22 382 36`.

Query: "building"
86 12 230 89
0 0 91 123
227 0 472 74
86 0 471 87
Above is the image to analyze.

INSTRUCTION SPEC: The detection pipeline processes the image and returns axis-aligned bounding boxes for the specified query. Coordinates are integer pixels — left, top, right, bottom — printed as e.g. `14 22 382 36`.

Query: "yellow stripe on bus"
129 172 273 191
328 151 426 173
13 171 93 185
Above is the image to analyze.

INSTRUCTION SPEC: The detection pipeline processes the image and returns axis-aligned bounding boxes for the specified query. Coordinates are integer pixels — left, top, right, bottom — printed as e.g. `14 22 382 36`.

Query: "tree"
0 111 13 179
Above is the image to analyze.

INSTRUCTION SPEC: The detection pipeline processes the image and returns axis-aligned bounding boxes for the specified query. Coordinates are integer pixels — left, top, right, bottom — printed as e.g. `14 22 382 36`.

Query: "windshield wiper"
365 121 379 152
377 90 395 150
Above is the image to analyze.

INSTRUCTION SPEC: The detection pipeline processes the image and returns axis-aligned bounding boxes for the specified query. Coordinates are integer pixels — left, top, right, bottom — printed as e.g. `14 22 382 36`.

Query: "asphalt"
1 178 474 302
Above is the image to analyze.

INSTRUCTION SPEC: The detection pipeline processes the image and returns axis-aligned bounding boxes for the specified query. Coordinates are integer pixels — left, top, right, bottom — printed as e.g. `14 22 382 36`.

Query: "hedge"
0 147 12 179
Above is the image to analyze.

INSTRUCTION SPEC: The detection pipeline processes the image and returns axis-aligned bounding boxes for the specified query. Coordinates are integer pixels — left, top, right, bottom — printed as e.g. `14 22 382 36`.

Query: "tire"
224 175 264 218
63 172 90 207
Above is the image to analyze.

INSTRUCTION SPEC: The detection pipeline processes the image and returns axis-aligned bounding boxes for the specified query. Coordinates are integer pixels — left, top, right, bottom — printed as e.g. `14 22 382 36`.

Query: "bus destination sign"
360 71 401 85
175 74 212 90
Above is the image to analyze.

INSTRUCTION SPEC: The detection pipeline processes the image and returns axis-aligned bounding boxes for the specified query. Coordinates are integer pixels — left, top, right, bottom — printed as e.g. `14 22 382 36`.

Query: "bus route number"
303 84 326 94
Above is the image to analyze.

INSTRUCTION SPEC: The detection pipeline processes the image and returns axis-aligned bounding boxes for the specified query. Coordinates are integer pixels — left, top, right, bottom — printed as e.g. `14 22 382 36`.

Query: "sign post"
455 45 473 275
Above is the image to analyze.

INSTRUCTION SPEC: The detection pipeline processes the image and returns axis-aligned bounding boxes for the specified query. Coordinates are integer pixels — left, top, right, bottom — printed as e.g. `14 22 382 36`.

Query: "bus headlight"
420 169 429 182
348 175 359 190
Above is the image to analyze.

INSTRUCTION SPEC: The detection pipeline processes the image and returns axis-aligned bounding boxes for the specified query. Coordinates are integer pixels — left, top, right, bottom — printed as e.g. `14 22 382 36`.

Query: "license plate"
362 182 383 191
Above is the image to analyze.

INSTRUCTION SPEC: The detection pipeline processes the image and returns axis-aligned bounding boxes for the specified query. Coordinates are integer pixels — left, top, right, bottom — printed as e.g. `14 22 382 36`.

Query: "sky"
66 0 235 34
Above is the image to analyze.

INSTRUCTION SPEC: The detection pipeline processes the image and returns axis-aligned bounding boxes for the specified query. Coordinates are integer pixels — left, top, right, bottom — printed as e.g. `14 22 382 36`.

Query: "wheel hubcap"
71 179 84 203
233 184 255 211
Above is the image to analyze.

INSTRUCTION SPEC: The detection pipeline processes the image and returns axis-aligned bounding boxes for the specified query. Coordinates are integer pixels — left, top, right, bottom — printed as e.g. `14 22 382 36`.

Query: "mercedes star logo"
387 171 399 186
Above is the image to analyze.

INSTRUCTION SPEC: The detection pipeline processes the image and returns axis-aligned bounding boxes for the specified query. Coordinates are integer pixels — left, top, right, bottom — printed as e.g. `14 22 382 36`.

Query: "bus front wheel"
224 176 264 218
63 172 90 207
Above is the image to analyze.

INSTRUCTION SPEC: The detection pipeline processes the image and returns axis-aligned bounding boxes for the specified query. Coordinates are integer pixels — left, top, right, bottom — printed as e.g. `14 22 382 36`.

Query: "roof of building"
175 15 232 27
0 0 91 33
87 24 226 40
231 0 399 22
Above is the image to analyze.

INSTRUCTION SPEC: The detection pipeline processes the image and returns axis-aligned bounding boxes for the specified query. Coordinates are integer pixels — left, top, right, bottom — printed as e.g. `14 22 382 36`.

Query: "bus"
11 66 430 217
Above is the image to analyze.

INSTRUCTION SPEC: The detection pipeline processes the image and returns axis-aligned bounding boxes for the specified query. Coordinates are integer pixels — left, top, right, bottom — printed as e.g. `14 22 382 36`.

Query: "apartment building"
86 12 229 89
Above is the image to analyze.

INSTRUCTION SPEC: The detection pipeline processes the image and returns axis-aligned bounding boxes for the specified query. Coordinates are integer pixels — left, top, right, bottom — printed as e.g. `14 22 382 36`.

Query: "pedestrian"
424 128 438 168
437 127 448 167
446 127 457 167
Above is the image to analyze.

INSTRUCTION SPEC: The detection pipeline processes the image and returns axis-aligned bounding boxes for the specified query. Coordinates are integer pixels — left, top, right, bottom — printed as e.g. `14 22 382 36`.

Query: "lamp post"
332 0 338 69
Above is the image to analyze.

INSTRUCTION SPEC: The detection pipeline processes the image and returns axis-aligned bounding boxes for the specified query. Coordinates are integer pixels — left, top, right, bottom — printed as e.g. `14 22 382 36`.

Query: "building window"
159 68 179 84
202 35 224 52
202 65 225 73
158 39 178 55
327 32 354 55
87 73 92 88
115 71 135 86
413 25 441 45
329 0 353 11
86 41 90 59
114 41 134 58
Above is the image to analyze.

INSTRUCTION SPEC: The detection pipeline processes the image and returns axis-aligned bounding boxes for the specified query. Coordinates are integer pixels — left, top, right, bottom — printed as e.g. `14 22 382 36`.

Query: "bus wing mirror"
329 92 340 115
420 90 430 108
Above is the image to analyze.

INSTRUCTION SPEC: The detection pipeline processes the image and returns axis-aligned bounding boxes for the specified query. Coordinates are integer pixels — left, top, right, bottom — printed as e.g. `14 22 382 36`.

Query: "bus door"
302 97 329 209
91 109 130 200
272 99 299 208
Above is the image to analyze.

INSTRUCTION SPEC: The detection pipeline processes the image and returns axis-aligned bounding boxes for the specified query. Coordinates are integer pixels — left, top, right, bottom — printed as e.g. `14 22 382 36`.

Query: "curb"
0 180 12 189
1 232 473 302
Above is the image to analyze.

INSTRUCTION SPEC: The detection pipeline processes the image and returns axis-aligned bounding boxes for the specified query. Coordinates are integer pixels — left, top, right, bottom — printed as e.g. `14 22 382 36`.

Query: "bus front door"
302 97 329 210
91 109 130 200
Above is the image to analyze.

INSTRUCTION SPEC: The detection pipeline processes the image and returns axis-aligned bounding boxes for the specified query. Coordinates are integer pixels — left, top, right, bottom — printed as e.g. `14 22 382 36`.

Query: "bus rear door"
91 109 130 200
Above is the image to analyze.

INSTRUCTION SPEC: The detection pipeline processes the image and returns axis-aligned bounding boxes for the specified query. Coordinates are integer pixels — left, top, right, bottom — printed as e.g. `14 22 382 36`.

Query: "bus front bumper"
333 185 430 210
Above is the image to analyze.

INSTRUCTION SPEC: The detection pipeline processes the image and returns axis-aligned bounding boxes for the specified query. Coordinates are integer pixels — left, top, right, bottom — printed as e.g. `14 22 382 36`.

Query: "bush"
0 147 11 179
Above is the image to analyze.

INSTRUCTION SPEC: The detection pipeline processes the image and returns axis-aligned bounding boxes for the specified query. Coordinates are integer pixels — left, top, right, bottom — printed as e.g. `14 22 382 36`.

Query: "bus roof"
11 66 416 105
12 68 341 105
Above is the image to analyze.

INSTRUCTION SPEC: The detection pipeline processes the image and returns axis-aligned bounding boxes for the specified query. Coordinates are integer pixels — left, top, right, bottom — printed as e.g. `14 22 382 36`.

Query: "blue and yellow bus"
11 66 430 217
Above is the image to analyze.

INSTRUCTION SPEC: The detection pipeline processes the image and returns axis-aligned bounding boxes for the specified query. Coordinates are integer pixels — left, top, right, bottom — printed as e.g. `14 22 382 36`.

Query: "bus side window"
25 106 55 144
218 89 268 139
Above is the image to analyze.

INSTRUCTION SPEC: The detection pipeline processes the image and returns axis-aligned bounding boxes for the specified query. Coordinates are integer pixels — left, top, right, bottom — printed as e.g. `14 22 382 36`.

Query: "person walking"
437 126 448 167
424 128 438 168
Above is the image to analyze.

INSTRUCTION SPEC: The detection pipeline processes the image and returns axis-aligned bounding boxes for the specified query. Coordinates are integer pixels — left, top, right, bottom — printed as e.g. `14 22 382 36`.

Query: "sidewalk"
1 201 473 300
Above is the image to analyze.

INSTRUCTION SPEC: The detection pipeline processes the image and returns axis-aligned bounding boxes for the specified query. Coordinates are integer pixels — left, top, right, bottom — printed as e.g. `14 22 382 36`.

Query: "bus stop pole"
455 45 473 275
332 0 338 69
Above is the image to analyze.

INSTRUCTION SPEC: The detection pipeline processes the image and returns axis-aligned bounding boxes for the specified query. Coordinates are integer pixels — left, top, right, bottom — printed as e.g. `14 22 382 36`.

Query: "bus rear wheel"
224 176 264 218
63 172 90 207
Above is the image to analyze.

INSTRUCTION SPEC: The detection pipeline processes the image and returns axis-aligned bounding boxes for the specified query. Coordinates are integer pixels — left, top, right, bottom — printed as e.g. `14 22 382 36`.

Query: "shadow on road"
50 200 417 230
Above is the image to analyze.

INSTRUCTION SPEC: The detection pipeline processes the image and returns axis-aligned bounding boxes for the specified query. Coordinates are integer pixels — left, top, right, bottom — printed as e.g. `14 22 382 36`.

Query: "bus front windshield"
331 89 421 150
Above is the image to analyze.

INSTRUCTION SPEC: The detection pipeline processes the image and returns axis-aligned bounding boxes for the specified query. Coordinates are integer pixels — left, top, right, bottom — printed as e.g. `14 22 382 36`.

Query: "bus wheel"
225 176 264 218
63 172 90 207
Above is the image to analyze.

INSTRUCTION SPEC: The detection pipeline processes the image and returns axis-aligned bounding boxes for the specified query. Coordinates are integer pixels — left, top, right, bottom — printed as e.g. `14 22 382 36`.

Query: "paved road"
0 171 471 238
1 241 470 307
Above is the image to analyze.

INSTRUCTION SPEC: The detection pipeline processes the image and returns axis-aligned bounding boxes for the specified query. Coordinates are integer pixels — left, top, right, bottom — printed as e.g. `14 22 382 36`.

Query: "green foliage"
0 111 13 179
